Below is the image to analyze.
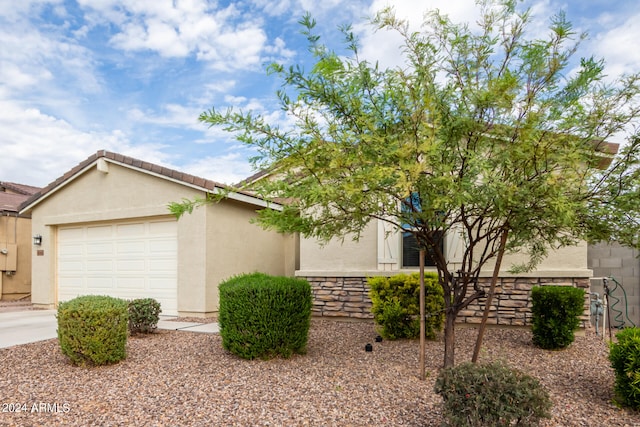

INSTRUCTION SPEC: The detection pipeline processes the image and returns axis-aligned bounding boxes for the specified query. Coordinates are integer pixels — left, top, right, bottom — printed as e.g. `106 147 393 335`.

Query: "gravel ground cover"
1 319 638 426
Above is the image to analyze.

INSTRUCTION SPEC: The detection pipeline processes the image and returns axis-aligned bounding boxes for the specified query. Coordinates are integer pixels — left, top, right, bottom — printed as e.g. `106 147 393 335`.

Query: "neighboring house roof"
0 182 40 196
0 181 41 214
19 150 282 214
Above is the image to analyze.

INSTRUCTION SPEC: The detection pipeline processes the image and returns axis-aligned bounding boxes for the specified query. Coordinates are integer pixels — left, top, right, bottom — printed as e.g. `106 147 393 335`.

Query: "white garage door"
57 220 178 315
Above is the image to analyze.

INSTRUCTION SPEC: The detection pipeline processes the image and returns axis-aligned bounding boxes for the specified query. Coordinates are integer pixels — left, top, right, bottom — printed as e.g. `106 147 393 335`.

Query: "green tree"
171 0 640 368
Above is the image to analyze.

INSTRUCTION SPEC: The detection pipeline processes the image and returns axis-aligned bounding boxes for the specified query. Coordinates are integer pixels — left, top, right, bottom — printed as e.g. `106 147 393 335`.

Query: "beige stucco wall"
483 239 590 277
299 221 378 273
297 218 591 278
196 199 294 316
0 215 32 299
26 160 292 316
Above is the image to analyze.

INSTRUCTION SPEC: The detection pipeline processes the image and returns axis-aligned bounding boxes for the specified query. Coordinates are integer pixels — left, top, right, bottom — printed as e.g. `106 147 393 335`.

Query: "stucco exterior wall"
484 239 590 277
27 160 292 317
199 200 294 316
299 221 378 273
0 215 32 300
298 218 592 278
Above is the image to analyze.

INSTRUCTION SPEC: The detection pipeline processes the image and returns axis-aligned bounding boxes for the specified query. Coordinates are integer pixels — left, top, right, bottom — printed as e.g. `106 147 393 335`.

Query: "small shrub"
531 285 585 350
368 272 444 340
609 327 640 409
434 361 552 427
219 272 312 360
57 295 128 366
128 298 162 334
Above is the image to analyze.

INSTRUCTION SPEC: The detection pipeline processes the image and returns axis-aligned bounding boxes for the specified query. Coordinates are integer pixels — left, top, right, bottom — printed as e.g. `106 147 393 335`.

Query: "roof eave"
19 151 283 215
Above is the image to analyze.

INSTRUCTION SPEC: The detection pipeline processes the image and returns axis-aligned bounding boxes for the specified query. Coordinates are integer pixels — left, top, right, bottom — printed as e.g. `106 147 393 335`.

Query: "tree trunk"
443 308 456 368
471 230 509 363
419 250 426 380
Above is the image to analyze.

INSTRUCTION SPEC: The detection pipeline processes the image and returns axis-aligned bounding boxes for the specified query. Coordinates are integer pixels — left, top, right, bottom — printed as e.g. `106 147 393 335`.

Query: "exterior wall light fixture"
33 235 42 246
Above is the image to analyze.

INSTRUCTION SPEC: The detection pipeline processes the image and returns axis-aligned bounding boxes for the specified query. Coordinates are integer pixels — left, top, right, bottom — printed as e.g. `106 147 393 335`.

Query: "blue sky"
2 0 639 188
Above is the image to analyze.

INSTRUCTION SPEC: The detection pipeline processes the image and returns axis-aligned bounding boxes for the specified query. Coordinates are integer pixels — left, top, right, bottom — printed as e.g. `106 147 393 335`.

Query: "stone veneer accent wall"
304 276 590 326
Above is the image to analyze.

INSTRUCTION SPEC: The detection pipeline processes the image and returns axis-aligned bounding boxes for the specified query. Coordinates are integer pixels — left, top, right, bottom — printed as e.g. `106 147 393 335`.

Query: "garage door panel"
148 277 176 290
59 227 84 240
59 260 84 271
149 221 176 235
58 220 178 315
117 240 146 253
87 225 112 238
86 260 114 271
116 277 146 290
87 242 113 255
58 277 84 289
86 277 114 289
149 258 176 272
116 223 146 237
150 239 176 253
59 243 84 257
117 259 146 272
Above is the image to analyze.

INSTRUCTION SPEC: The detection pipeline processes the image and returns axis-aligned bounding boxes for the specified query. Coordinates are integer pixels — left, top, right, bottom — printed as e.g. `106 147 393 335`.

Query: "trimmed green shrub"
609 327 640 409
531 285 585 350
434 361 552 427
368 272 444 340
57 295 128 366
219 272 312 360
128 298 162 334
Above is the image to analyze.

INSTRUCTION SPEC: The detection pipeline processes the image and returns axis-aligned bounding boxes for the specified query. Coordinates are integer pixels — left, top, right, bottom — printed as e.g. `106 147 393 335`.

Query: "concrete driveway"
0 309 58 349
0 309 219 350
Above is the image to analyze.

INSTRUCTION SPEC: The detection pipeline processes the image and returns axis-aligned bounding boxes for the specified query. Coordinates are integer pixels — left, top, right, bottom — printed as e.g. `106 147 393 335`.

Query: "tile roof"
0 181 41 213
0 182 40 196
19 150 276 213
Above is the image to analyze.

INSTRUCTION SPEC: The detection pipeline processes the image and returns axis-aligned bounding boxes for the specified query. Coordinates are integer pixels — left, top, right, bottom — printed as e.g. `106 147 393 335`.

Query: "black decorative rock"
365 343 373 352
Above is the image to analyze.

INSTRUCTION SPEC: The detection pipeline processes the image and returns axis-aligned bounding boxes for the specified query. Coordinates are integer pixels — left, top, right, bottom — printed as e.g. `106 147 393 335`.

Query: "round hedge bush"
368 272 444 340
531 285 585 350
219 272 312 360
57 295 128 366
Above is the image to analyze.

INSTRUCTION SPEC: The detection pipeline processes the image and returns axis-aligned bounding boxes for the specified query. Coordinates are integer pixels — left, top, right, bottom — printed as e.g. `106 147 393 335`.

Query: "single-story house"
1 181 40 300
19 151 297 316
21 150 596 324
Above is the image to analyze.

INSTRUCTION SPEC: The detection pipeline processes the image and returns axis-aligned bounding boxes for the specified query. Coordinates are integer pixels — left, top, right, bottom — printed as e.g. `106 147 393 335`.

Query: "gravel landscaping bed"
1 319 638 426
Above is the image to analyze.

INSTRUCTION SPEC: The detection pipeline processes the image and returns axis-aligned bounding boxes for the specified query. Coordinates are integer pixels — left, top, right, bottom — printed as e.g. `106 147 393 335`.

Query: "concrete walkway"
0 309 218 350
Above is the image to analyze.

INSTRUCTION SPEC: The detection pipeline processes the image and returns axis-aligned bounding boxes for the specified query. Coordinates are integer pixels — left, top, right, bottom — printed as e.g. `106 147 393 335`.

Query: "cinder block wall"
588 242 640 328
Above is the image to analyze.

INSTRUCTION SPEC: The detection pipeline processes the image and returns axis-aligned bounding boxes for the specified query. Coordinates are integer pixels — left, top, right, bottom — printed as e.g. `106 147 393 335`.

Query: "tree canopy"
171 0 640 367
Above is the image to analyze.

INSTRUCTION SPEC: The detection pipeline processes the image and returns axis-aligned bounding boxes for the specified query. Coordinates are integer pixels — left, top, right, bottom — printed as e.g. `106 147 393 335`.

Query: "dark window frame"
401 231 443 268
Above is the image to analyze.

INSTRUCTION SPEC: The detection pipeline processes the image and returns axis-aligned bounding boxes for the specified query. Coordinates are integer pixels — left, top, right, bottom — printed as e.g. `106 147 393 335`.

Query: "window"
401 192 444 268
402 231 443 268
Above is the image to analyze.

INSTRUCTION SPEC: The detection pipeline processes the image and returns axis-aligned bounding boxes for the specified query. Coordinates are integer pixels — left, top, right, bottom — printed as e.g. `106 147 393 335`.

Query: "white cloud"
182 152 254 185
0 101 168 187
127 104 203 130
591 12 640 79
354 0 484 70
78 0 278 71
0 23 100 97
